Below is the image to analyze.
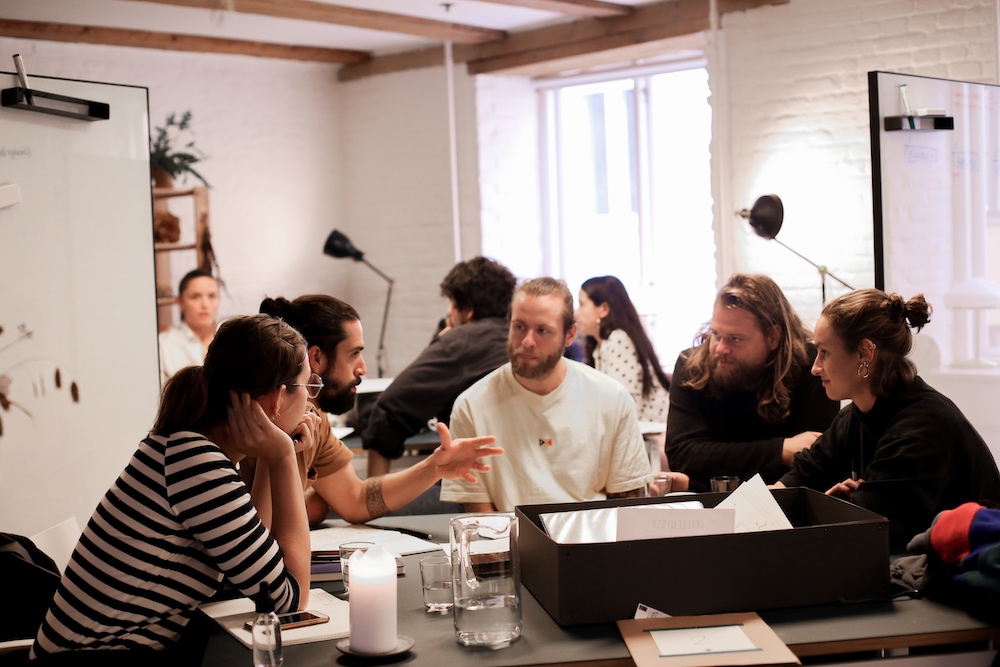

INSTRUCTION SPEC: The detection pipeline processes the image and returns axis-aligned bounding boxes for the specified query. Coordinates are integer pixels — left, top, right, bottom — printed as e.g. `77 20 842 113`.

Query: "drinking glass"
338 541 374 595
419 555 453 613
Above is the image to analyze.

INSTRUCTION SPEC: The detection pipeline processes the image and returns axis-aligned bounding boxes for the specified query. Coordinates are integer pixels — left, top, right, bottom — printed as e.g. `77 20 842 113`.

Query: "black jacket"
781 377 1000 551
361 316 509 459
665 344 840 491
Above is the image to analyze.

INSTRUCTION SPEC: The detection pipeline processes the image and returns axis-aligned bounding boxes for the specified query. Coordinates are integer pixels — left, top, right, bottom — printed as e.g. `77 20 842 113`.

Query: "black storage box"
516 487 889 626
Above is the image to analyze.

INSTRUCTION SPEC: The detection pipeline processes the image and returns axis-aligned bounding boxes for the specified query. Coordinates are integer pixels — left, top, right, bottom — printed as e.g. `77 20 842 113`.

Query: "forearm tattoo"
365 476 391 519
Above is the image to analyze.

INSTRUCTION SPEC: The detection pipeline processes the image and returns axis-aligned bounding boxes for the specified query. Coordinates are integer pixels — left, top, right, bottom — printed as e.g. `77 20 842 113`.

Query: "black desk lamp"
323 229 394 377
738 194 855 304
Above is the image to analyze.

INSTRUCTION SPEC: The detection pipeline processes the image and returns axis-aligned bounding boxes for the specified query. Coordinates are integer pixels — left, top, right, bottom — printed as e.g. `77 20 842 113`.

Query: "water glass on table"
711 475 741 493
338 541 375 595
419 555 453 613
644 472 673 497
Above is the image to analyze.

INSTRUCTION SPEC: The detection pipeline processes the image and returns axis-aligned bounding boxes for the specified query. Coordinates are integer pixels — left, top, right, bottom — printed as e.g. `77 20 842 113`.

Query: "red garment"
930 502 983 564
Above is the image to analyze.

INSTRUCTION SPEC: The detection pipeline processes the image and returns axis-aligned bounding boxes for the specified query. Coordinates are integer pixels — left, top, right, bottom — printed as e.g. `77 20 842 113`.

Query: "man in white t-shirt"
440 277 652 512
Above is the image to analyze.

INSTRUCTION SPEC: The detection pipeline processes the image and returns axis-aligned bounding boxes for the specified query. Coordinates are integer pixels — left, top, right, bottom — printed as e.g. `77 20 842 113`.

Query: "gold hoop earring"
857 361 870 380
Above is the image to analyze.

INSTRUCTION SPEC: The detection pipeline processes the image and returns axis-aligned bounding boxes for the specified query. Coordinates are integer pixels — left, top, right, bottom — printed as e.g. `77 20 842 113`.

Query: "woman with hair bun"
777 289 1000 550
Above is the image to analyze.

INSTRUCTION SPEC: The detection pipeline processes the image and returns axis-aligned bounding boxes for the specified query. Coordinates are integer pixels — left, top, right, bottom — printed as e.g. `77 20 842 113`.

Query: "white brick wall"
717 0 997 327
337 64 483 372
475 74 544 280
2 0 997 377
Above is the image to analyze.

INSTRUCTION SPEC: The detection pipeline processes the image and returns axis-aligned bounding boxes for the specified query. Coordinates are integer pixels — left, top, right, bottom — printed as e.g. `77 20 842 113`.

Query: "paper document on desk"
309 524 439 556
540 502 704 544
617 612 799 667
616 505 734 541
200 588 348 648
715 474 793 533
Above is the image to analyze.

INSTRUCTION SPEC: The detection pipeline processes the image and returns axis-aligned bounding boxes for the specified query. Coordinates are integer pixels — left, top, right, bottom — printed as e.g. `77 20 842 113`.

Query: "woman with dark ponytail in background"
576 276 670 423
777 290 1000 550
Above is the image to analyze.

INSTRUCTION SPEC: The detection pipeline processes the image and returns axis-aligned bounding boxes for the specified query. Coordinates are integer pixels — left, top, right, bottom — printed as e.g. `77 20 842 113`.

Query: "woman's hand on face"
291 407 322 455
226 391 294 465
429 422 503 483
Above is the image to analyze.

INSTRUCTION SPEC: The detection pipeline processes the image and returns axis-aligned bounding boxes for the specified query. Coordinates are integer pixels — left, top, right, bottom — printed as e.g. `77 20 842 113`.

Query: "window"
541 64 717 367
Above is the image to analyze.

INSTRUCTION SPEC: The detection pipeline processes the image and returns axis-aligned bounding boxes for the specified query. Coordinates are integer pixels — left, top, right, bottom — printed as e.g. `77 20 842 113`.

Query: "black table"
201 515 1000 666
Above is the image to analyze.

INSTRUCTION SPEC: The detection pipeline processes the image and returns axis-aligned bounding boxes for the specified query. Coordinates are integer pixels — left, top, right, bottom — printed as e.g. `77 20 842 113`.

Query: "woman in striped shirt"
31 315 317 664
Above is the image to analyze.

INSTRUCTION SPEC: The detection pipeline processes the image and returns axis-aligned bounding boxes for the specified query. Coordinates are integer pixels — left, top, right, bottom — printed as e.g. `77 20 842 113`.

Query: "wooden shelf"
152 186 199 199
153 185 210 332
884 115 954 131
154 241 197 252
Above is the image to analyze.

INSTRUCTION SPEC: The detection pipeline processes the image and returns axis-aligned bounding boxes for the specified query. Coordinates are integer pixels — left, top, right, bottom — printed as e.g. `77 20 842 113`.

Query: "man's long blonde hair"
682 274 813 424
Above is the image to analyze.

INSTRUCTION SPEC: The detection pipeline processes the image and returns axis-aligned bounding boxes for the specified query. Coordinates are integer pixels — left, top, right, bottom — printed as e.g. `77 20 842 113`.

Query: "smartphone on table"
244 610 329 631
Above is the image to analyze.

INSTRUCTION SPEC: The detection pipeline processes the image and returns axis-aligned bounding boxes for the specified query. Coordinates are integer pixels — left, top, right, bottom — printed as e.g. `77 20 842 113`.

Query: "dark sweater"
665 345 841 492
361 316 509 459
780 377 1000 551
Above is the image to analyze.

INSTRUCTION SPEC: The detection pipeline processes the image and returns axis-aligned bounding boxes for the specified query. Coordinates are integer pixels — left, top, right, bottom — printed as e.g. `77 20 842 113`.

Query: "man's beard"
315 377 360 415
508 341 562 381
708 355 768 393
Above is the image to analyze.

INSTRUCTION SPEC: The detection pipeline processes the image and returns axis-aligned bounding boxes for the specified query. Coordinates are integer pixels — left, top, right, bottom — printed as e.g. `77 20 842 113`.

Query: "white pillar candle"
348 544 397 654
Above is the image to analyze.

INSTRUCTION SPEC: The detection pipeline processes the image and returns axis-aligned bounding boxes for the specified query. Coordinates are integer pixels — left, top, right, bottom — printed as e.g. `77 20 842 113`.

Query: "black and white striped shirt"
31 431 300 658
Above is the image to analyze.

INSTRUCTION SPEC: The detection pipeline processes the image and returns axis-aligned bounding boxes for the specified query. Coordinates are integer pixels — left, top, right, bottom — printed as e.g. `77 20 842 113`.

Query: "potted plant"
150 111 210 188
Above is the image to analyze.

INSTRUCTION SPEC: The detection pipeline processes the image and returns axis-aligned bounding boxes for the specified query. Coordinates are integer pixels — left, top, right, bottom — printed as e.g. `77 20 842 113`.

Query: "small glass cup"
644 472 673 497
338 541 375 595
710 475 741 493
419 555 453 613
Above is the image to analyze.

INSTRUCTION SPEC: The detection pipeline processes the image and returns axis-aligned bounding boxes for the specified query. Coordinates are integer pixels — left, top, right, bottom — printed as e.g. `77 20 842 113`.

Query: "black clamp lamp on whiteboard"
1 87 110 121
739 194 855 305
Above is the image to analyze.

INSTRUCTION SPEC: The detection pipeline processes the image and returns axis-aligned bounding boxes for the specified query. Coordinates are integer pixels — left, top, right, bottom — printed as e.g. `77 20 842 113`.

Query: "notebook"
200 588 349 648
311 554 405 582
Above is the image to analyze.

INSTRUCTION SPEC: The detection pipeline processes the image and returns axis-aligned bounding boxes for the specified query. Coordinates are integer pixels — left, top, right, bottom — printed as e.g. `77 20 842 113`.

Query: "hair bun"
883 293 907 323
259 296 290 318
904 294 932 332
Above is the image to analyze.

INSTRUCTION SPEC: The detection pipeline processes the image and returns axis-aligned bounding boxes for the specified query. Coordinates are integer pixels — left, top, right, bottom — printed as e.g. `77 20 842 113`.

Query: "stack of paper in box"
539 475 792 544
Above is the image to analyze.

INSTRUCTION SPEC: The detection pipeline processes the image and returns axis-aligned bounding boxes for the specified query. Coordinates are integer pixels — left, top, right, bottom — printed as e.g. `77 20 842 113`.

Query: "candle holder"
338 544 413 658
335 635 415 658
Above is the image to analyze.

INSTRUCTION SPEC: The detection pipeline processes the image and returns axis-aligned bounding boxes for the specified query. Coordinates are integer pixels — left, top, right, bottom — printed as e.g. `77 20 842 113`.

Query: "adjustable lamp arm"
770 238 855 291
738 195 855 304
362 259 395 379
323 229 395 377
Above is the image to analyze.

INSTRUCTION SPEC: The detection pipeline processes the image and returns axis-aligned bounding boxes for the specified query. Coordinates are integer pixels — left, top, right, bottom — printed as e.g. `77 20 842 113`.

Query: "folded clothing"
903 502 1000 615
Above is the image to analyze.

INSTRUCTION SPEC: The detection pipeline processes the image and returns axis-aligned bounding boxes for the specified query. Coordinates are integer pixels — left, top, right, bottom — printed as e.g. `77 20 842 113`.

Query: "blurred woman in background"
577 276 670 424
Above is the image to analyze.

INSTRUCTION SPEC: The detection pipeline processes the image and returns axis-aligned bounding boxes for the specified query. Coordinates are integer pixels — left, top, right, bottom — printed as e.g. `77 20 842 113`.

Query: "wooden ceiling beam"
337 45 450 83
479 0 632 18
127 0 506 44
458 0 788 76
0 19 369 64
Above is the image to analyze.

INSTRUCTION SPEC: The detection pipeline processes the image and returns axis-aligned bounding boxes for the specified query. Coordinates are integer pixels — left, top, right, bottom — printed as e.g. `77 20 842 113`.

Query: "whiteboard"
0 73 160 536
869 71 1000 462
870 71 1000 363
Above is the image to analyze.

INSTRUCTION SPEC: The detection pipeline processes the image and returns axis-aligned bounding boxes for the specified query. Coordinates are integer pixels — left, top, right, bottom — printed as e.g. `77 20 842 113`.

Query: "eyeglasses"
290 372 324 399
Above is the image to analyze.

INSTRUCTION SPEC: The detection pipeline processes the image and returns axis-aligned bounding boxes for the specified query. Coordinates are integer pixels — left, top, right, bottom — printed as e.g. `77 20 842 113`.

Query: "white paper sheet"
616 506 735 541
200 588 349 648
650 624 759 658
715 474 793 533
309 524 440 556
539 502 705 544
